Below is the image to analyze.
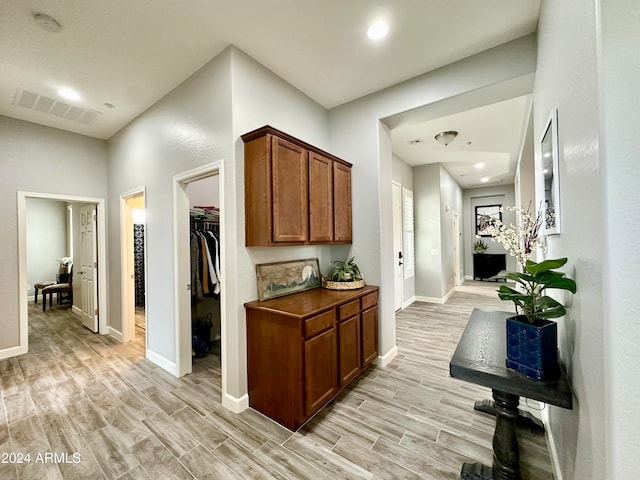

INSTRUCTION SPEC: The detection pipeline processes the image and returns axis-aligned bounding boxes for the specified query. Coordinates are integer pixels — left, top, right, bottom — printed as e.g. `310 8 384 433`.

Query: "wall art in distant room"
476 204 502 236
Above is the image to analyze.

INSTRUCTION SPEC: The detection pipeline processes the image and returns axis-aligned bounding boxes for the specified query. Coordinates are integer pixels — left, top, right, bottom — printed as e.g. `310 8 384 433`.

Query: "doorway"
120 188 147 346
452 211 461 286
173 162 225 377
16 192 108 355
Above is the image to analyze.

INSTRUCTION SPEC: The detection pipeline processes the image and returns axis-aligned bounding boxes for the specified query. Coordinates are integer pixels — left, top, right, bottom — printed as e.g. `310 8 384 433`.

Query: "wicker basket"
322 278 365 290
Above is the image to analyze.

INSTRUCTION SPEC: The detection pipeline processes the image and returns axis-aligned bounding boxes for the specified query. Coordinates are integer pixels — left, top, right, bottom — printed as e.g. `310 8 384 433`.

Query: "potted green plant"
488 204 577 379
322 257 365 290
473 237 488 254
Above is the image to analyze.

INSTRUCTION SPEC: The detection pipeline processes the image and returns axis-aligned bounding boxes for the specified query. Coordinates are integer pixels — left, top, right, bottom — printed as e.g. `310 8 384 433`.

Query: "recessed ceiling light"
409 139 422 145
367 22 389 40
58 88 82 102
474 162 485 170
104 102 115 109
34 13 61 33
480 177 489 183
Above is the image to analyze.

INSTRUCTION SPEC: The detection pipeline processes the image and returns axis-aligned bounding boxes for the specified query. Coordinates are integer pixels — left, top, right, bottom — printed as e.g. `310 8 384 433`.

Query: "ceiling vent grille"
12 88 102 125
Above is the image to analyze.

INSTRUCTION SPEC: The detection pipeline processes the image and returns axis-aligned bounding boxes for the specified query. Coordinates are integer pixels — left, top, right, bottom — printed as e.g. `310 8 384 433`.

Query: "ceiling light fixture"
480 177 489 183
434 130 458 147
57 88 82 102
367 22 389 40
474 162 485 170
409 139 422 145
34 13 61 33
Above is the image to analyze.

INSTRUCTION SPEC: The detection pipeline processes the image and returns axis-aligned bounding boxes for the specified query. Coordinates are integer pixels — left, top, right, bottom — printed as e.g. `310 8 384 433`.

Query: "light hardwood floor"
0 282 553 479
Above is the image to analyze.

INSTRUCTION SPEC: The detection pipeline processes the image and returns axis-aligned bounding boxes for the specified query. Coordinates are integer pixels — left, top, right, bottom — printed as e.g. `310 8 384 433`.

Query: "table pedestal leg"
474 399 545 431
461 390 520 480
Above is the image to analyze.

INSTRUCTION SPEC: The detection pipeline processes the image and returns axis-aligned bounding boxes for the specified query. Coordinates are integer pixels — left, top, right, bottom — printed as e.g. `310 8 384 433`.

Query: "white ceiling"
0 0 540 141
392 95 533 188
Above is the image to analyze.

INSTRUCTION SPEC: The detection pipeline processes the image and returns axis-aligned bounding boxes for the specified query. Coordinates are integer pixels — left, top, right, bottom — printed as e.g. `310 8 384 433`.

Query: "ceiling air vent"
12 88 102 125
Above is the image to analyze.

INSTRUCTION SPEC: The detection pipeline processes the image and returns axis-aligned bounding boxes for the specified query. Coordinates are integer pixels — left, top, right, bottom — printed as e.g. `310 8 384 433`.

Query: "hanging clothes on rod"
190 206 221 301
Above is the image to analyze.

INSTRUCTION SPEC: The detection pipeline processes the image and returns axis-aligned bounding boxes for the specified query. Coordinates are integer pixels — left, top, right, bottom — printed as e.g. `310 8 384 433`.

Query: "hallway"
0 284 552 479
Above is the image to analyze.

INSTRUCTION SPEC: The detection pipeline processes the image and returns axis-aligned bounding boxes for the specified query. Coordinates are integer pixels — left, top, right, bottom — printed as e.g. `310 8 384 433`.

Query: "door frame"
392 181 403 311
452 211 461 286
120 187 147 344
173 162 224 377
17 191 108 353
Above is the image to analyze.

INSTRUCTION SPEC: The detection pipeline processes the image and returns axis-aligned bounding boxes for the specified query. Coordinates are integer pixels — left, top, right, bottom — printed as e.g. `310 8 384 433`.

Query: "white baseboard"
542 407 563 480
146 349 179 377
442 287 455 303
72 305 82 316
0 344 27 360
401 297 416 309
222 392 249 413
109 327 124 342
464 275 473 280
374 345 398 367
415 295 444 304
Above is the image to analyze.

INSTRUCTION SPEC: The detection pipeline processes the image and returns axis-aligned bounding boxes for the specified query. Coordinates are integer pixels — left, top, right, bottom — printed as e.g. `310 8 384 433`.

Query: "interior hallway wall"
534 0 605 478
0 115 107 352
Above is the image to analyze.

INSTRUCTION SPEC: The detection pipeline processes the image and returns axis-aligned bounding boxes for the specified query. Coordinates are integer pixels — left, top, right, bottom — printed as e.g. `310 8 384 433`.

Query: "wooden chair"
42 266 73 311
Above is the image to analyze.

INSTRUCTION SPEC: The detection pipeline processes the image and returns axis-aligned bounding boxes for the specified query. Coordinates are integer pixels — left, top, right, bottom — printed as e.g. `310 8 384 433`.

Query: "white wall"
0 115 107 351
413 163 442 300
329 34 537 359
26 198 68 296
601 2 640 478
439 166 463 295
462 185 517 278
187 175 219 208
534 0 605 478
107 48 234 363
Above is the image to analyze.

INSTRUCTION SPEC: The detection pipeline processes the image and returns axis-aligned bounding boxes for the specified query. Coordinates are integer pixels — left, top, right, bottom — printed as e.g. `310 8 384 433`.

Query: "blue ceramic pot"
506 315 558 379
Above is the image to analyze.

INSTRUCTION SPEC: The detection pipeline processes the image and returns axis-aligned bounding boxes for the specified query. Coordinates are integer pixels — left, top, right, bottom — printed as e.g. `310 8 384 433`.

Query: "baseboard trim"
374 345 398 367
0 344 27 360
542 407 564 480
72 305 82 316
442 287 455 303
108 327 124 342
222 393 249 413
146 349 179 377
401 297 416 309
464 275 473 280
415 295 443 304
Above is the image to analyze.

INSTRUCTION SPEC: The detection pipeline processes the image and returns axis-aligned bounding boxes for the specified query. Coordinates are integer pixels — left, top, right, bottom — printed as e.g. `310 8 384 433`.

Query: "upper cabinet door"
333 162 352 243
271 136 309 243
309 152 334 243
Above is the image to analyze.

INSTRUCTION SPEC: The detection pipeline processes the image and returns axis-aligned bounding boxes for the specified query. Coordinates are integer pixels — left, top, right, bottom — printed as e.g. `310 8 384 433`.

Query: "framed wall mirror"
541 108 560 235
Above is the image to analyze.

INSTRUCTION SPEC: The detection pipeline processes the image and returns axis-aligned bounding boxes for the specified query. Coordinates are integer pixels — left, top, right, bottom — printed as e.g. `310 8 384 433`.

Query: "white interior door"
79 204 98 332
392 182 403 311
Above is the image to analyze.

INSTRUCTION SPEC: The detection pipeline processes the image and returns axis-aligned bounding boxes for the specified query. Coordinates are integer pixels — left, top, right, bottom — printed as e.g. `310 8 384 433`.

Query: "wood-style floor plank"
0 282 554 479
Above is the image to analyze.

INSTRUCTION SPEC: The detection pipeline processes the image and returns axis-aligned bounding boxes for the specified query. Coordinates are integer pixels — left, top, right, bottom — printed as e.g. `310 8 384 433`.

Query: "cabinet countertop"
245 285 378 318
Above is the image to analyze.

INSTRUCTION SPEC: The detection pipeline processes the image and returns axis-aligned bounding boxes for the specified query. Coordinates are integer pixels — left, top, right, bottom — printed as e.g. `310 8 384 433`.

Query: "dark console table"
473 253 506 280
449 309 572 480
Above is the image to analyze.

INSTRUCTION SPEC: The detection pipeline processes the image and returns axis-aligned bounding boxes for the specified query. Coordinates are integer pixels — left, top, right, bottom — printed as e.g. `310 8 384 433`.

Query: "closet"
187 176 221 366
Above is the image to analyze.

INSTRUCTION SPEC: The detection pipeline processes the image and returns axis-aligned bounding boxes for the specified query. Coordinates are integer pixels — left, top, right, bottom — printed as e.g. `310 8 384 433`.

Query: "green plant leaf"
538 272 577 293
525 258 568 276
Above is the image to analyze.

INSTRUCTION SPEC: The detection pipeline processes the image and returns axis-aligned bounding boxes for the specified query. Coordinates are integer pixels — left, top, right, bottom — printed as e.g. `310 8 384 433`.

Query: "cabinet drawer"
339 300 360 321
305 310 336 339
361 291 378 311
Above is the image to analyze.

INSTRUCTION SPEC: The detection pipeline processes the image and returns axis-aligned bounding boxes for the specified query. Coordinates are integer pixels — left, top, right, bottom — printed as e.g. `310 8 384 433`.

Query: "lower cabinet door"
304 327 338 417
339 315 361 386
361 307 378 367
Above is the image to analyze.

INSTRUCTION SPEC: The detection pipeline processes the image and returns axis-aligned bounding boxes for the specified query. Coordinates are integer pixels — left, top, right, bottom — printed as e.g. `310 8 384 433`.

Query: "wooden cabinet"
271 136 308 243
242 125 352 246
473 253 506 280
245 285 379 430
